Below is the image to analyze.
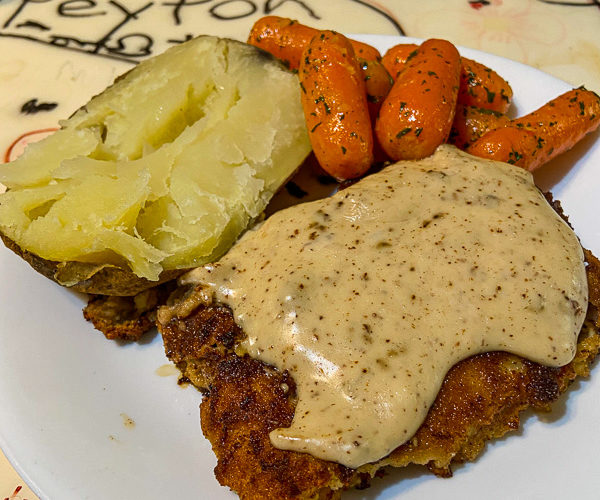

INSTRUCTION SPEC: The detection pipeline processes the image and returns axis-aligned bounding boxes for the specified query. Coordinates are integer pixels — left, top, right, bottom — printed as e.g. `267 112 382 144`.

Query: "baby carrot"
299 31 373 180
466 127 540 168
248 16 381 70
358 58 394 123
449 104 510 149
459 57 513 113
382 44 513 112
467 87 600 170
375 39 461 161
350 40 381 62
381 43 418 78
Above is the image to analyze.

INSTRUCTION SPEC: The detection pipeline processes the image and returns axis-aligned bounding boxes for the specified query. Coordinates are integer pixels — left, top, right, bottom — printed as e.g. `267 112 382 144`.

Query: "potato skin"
1 234 185 296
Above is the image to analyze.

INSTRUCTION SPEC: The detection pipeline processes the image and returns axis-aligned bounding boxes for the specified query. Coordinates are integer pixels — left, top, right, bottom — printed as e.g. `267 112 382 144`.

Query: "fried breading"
157 249 600 499
83 281 176 341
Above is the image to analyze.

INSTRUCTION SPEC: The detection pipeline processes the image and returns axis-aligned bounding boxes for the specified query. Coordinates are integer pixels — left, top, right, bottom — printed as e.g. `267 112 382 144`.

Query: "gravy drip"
183 145 587 468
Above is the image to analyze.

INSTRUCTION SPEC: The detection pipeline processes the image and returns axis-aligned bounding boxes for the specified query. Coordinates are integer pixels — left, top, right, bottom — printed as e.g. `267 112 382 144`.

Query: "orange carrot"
248 16 381 71
381 43 418 79
299 31 373 180
459 57 513 113
358 58 394 123
375 39 461 161
468 87 600 169
350 40 381 62
382 44 513 112
449 104 510 149
466 127 540 168
467 87 600 170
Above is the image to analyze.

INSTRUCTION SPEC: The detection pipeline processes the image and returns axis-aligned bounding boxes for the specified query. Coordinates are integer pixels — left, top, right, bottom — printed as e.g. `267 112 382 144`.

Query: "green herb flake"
467 70 477 86
396 127 412 139
415 128 423 137
341 146 347 155
508 149 523 164
479 107 503 117
315 95 331 114
311 122 322 133
484 87 496 103
406 49 418 62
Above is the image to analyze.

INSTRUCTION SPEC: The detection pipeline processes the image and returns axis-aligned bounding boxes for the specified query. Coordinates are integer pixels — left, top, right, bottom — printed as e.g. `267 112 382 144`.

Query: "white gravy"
182 145 587 468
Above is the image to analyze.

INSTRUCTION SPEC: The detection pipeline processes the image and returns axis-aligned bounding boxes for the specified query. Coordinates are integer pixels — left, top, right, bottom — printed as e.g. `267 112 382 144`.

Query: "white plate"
0 35 599 500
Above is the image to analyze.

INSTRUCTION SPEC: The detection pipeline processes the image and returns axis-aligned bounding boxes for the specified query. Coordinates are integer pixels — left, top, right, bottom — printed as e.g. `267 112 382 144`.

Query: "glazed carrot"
466 127 540 168
467 87 600 170
248 16 381 70
350 40 381 62
299 31 373 180
382 44 513 112
359 58 394 163
459 57 513 113
248 16 315 70
381 43 418 78
449 104 510 149
375 39 461 161
358 58 394 123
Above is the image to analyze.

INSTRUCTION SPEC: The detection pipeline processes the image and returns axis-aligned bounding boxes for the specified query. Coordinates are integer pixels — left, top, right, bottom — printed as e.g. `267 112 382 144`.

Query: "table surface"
1 0 599 498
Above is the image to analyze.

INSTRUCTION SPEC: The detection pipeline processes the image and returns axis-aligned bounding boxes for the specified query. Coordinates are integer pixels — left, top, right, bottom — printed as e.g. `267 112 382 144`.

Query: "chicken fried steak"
157 248 600 500
83 280 176 341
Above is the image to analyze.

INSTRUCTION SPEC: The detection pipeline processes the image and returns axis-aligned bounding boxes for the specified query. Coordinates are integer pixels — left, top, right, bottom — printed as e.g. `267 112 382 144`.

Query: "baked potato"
0 36 311 295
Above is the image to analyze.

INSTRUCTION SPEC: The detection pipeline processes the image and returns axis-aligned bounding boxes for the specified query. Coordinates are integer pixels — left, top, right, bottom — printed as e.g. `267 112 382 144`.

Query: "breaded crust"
157 249 600 500
83 281 176 341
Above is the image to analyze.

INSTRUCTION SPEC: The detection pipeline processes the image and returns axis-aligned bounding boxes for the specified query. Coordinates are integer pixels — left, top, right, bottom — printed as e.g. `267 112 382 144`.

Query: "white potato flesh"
0 36 311 281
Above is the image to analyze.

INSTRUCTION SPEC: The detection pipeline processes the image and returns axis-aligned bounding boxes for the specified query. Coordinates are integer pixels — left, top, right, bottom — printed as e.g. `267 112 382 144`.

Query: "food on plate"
82 281 176 341
247 16 381 70
449 104 511 149
380 42 418 75
457 56 514 113
375 39 462 161
157 145 600 498
249 18 594 180
381 44 513 113
467 87 600 170
0 36 311 296
299 31 374 180
359 58 394 123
